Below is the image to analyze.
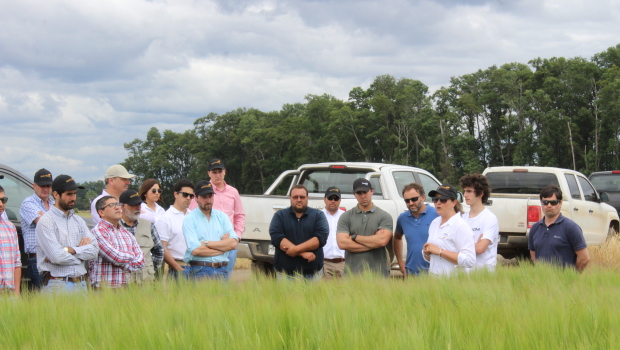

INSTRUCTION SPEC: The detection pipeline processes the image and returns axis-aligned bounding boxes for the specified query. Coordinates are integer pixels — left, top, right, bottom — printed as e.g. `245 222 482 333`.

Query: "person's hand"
423 243 440 255
300 252 315 262
286 245 300 257
399 264 406 277
78 237 91 246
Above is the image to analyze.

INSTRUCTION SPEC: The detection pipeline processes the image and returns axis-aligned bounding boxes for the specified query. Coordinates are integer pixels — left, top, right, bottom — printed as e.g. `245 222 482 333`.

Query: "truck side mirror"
457 192 464 203
600 192 610 203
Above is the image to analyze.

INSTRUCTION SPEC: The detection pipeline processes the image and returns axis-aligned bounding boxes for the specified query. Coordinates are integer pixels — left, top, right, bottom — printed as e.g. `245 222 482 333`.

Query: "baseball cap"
119 189 142 206
353 178 372 192
52 175 85 192
428 185 458 199
325 186 342 199
208 158 225 171
34 168 53 186
104 164 136 179
195 180 214 196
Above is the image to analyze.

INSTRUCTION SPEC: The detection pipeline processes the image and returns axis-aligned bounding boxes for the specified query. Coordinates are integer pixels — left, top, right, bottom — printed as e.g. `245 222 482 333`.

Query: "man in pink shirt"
189 158 245 275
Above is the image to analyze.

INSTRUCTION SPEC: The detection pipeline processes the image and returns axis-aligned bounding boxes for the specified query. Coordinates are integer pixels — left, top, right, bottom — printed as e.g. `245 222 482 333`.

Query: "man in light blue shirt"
183 180 238 280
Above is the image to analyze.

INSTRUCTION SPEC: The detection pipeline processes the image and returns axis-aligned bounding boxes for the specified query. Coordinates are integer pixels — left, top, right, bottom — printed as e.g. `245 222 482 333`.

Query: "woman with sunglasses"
422 185 476 276
139 179 166 223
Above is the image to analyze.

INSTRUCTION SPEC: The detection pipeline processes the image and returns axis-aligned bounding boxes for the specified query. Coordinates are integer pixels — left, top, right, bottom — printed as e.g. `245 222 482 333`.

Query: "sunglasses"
291 195 307 200
432 197 453 204
151 189 163 194
327 196 340 201
177 191 195 199
541 200 560 206
0 197 7 204
103 202 122 209
404 196 419 204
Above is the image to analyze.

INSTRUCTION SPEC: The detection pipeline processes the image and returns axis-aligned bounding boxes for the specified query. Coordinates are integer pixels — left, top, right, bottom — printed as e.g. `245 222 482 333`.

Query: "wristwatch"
202 241 209 247
351 234 358 242
63 247 69 252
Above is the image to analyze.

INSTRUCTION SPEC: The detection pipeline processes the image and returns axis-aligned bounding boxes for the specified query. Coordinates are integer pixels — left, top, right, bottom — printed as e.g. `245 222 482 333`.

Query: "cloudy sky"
1 0 619 182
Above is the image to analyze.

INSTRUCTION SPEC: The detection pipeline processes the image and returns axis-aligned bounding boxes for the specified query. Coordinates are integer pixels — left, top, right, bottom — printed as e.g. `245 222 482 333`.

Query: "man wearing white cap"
90 164 136 225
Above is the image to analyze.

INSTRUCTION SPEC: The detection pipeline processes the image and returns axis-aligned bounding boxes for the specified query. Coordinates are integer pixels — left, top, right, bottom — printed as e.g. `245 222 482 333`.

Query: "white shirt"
156 206 191 260
322 208 345 260
424 214 476 277
1 211 7 221
140 202 166 224
462 208 499 271
90 189 111 226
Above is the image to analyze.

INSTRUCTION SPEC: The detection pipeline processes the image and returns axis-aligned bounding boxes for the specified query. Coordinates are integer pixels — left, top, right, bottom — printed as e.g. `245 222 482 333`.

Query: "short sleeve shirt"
337 204 393 277
396 206 438 274
462 208 499 270
528 214 587 268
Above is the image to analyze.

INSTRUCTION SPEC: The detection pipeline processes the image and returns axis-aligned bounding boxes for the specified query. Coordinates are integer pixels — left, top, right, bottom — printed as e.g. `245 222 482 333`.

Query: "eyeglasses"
432 197 453 204
404 196 419 204
541 200 560 206
151 189 163 194
327 196 340 201
0 197 7 204
103 202 122 209
177 191 195 199
291 196 307 200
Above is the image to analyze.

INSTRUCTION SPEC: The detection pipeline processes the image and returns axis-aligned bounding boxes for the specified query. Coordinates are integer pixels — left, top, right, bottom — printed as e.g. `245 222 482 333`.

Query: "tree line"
119 43 620 208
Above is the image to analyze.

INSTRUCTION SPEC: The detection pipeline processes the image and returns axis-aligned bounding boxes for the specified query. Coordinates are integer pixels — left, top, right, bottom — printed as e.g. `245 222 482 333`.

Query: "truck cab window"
417 173 441 200
564 174 582 200
577 176 598 202
299 170 383 197
0 171 32 222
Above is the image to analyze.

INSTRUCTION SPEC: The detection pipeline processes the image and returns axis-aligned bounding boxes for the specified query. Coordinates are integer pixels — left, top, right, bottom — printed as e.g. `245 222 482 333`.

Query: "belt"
45 274 87 284
27 253 37 258
189 261 228 268
324 258 345 263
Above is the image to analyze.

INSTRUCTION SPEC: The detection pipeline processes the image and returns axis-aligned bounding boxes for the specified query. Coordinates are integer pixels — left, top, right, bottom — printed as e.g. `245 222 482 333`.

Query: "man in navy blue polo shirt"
394 183 438 276
528 185 590 272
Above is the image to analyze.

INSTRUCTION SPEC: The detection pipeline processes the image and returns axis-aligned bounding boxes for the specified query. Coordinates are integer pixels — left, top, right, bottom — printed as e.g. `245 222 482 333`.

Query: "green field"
2 264 619 349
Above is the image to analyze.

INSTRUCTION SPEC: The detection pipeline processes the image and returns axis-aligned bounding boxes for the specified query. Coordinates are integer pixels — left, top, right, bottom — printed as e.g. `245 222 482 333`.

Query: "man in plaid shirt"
90 195 144 289
0 185 21 295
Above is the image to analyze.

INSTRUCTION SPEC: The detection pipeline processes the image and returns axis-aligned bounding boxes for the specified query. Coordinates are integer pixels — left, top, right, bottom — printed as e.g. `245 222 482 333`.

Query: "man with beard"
36 175 99 294
20 168 55 290
183 181 238 280
90 164 136 225
269 185 329 280
393 183 438 276
119 189 164 283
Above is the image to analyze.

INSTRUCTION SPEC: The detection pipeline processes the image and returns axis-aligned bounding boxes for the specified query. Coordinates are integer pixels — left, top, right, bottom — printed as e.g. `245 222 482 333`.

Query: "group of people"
270 174 590 280
0 159 591 295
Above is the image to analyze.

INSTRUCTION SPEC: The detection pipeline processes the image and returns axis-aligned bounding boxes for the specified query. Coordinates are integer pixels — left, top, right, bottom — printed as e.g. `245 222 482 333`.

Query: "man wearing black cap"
322 186 346 279
337 178 393 277
19 168 55 289
183 180 238 280
36 175 99 294
119 189 164 283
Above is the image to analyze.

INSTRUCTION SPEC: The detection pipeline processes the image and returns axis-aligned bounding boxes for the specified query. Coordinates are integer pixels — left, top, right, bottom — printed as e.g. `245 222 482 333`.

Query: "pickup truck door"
575 175 608 244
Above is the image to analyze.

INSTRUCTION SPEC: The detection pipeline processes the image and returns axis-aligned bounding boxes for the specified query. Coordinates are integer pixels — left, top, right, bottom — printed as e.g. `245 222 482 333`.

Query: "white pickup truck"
237 162 446 273
483 166 620 258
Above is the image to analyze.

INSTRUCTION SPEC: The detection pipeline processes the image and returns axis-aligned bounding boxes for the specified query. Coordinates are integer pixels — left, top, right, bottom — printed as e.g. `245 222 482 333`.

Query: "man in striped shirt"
36 175 99 294
90 195 144 288
0 185 21 295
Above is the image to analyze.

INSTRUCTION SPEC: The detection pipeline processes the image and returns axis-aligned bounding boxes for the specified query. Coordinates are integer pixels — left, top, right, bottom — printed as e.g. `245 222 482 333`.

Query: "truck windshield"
486 172 559 194
589 174 620 192
300 170 382 196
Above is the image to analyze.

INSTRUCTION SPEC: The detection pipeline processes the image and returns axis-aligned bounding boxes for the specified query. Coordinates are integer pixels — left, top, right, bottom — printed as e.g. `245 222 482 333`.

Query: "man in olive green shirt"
336 178 393 277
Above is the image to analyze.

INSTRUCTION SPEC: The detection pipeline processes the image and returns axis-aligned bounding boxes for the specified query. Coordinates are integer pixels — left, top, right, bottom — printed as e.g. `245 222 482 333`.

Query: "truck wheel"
251 260 276 278
607 225 619 240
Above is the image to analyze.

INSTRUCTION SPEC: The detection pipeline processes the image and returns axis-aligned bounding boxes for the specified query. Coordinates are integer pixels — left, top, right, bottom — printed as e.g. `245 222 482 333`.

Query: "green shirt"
337 204 393 277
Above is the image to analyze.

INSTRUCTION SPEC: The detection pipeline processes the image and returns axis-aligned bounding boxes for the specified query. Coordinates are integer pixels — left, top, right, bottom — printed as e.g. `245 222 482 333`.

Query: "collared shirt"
156 206 191 260
322 208 345 260
36 206 99 278
20 193 55 253
528 214 587 268
120 218 164 270
337 204 393 277
140 202 166 224
462 208 499 271
89 219 145 288
0 212 7 221
183 208 237 263
424 214 476 277
396 206 438 275
0 217 21 290
90 189 111 226
189 182 245 237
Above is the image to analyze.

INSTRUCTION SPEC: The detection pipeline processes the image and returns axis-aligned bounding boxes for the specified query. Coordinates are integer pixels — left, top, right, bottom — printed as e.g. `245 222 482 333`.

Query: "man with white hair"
90 164 136 225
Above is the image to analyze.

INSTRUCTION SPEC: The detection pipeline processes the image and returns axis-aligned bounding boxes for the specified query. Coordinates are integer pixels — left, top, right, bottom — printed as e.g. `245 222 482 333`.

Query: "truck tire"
607 225 619 240
251 260 276 278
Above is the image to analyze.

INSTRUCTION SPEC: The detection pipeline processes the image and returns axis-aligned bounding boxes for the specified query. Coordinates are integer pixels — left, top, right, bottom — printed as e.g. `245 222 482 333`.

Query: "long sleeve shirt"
36 206 99 278
189 182 245 237
19 193 55 253
89 220 145 288
0 217 21 290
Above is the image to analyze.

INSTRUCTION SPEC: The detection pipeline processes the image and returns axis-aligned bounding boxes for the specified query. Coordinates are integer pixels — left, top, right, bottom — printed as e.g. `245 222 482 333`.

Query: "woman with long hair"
139 179 165 223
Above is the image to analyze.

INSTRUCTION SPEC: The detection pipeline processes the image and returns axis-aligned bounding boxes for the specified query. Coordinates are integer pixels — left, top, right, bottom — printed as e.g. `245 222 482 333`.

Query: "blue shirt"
528 214 587 268
396 206 438 275
183 208 237 263
20 193 55 253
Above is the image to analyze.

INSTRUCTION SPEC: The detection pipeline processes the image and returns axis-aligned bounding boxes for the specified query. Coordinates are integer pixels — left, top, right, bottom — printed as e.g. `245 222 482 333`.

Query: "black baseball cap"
195 180 214 196
353 178 372 192
52 175 84 192
325 186 342 199
428 185 458 199
119 189 142 206
34 168 53 186
208 158 225 171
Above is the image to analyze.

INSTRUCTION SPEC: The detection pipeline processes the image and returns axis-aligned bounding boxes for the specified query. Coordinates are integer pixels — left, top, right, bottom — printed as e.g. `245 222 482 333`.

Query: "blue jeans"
168 265 191 280
188 265 228 280
225 248 238 276
43 279 88 295
276 269 323 282
27 256 44 290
